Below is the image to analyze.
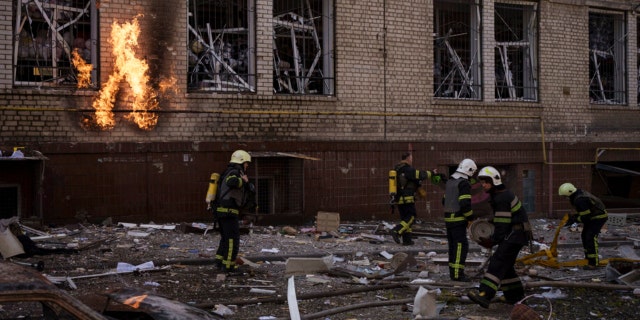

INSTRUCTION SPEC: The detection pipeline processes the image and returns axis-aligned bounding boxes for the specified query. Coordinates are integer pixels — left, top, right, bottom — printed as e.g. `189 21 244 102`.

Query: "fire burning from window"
83 16 159 130
71 49 92 89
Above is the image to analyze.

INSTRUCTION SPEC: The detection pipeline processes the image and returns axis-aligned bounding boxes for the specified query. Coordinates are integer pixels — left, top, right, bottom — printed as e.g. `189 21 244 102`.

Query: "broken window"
494 1 538 101
14 0 98 87
434 0 482 100
188 0 256 92
273 0 335 95
589 10 626 105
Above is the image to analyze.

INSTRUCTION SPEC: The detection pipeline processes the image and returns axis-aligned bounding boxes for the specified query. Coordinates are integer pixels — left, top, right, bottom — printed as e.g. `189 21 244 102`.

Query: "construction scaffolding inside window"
589 11 626 105
187 0 256 92
273 0 334 95
494 1 538 101
434 0 482 100
13 0 97 87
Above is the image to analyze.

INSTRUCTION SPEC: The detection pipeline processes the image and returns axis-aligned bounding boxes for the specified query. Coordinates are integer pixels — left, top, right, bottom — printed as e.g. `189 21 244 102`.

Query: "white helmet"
456 159 477 177
478 166 502 186
230 150 251 164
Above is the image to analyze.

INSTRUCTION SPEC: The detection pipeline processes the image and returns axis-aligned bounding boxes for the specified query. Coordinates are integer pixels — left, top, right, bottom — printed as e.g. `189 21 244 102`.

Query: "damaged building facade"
1 0 640 225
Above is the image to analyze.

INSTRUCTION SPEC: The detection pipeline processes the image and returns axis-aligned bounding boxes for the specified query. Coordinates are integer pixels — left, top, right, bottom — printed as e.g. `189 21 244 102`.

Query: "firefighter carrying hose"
558 182 608 269
389 152 444 246
468 166 532 308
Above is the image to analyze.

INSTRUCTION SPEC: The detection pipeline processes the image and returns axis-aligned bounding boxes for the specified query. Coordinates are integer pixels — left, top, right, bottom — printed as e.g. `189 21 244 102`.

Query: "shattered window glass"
273 0 335 95
14 0 97 88
494 2 538 102
188 0 255 92
434 0 482 100
589 11 626 105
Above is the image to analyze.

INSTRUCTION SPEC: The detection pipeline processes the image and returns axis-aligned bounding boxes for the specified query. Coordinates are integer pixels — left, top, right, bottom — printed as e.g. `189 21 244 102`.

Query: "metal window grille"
188 0 256 92
273 0 335 95
589 11 626 105
14 0 97 87
494 2 538 101
251 156 304 215
434 0 482 100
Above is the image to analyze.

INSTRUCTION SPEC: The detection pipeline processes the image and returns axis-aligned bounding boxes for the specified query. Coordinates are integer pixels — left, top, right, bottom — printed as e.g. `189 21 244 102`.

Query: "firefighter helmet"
230 150 251 164
456 159 477 177
558 182 576 197
478 166 502 186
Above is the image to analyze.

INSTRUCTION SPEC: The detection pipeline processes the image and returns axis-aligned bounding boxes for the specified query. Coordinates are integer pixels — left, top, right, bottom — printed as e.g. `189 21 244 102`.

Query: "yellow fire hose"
517 214 639 268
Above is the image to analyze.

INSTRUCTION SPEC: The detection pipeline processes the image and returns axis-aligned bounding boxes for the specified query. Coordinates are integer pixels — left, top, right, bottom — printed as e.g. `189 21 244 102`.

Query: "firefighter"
558 182 608 269
213 150 255 273
390 152 444 246
468 166 532 308
443 158 477 282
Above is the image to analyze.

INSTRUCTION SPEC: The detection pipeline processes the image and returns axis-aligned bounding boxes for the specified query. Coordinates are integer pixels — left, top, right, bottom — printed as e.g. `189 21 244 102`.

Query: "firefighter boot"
402 232 414 246
389 228 401 244
468 290 491 309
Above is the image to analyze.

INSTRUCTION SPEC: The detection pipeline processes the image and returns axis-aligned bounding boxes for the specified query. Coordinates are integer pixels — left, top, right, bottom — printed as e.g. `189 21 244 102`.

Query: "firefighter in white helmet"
212 150 256 273
442 158 477 282
558 182 608 269
467 166 532 309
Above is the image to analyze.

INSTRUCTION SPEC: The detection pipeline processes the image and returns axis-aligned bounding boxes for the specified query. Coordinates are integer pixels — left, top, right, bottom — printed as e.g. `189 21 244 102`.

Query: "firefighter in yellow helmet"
467 166 531 309
558 182 608 269
213 150 256 274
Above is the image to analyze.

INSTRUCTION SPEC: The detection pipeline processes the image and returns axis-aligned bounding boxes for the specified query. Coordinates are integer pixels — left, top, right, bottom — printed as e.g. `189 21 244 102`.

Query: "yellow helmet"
558 183 576 196
230 150 251 164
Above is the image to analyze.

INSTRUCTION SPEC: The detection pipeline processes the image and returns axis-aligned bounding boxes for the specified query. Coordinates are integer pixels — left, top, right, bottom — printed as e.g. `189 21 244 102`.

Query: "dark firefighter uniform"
391 161 442 245
443 176 474 281
568 189 608 267
214 163 254 273
472 184 532 307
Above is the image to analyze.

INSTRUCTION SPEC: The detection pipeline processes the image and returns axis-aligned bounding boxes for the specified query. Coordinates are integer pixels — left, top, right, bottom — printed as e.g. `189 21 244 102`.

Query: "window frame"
588 9 627 105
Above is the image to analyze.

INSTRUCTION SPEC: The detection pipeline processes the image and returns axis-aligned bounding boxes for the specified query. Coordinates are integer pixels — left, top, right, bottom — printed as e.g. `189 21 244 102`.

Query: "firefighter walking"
468 166 532 308
389 152 443 246
443 158 477 282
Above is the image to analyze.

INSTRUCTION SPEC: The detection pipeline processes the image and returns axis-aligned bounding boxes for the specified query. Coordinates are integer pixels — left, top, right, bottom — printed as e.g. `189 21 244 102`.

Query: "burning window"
13 0 97 87
188 0 255 92
273 0 335 95
434 0 482 100
589 10 626 105
494 1 538 101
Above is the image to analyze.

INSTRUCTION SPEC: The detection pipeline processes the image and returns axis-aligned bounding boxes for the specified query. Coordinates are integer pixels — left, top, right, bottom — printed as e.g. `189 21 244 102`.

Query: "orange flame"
90 16 159 130
71 49 92 88
123 294 148 309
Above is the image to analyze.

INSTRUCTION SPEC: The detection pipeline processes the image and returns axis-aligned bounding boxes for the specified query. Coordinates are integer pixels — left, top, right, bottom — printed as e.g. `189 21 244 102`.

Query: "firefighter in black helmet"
468 166 531 309
389 152 444 246
213 150 255 273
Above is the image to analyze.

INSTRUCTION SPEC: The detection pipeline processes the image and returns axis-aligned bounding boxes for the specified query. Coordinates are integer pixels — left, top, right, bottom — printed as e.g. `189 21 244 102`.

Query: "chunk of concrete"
285 256 332 275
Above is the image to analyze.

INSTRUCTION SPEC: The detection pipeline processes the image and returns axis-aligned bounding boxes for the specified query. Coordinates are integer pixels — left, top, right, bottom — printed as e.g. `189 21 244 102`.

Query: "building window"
434 0 482 100
188 0 255 92
273 0 334 95
589 11 626 105
14 0 98 87
494 2 538 101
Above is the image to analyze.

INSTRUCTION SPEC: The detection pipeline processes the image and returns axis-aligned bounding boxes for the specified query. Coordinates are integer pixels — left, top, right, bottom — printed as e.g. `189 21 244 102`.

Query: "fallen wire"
301 298 414 320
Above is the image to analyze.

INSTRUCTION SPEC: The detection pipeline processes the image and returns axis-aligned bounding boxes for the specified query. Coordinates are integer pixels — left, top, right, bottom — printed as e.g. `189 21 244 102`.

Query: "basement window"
589 10 626 105
13 0 98 87
434 0 482 100
273 0 335 95
188 0 256 92
494 1 538 101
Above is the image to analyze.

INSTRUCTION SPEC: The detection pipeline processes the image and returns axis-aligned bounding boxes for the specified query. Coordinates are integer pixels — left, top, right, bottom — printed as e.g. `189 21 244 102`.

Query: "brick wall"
1 0 640 224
